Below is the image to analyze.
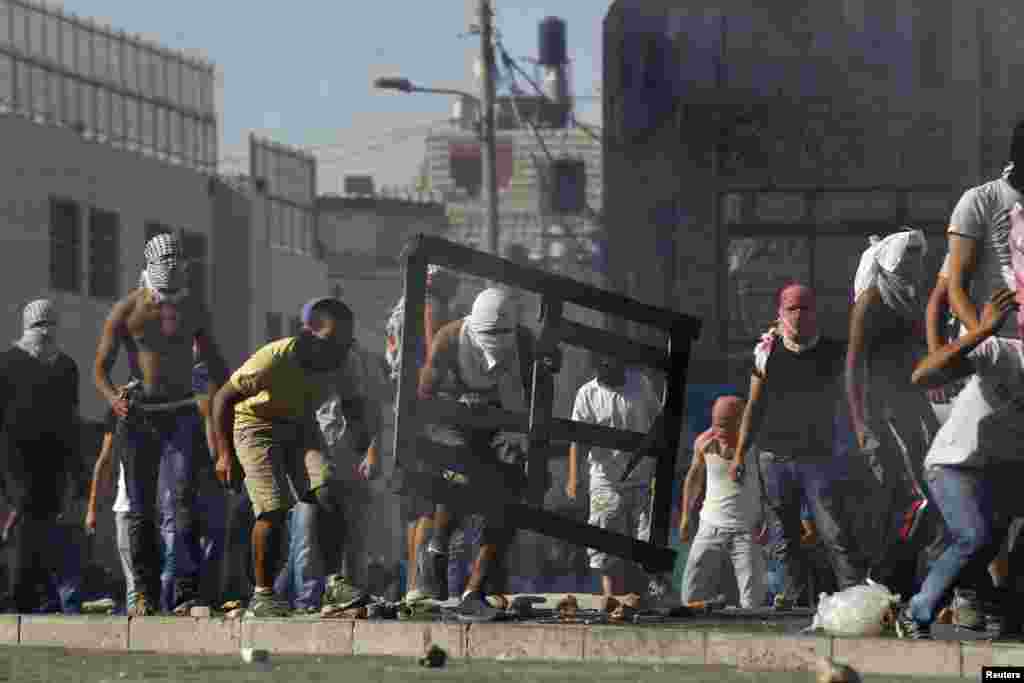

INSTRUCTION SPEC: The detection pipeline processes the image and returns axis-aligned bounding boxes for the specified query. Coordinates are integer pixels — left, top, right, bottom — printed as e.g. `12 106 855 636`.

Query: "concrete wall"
0 113 217 422
602 0 1024 384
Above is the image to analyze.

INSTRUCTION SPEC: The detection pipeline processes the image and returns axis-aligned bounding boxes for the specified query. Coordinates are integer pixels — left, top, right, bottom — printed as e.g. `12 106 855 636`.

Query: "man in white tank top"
679 396 765 609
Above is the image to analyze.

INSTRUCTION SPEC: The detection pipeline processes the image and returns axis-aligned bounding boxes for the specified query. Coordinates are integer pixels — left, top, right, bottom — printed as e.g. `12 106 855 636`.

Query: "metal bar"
393 468 677 573
0 43 213 124
413 398 649 453
715 184 958 194
408 234 701 336
392 248 429 476
527 296 561 505
558 318 669 371
648 323 692 548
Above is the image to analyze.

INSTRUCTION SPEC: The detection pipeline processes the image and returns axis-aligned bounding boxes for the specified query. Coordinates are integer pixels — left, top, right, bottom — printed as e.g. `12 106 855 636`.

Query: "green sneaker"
246 592 291 619
323 575 369 611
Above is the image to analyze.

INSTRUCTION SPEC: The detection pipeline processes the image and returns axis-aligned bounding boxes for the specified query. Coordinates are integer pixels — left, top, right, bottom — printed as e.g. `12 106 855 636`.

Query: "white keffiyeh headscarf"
853 228 927 320
14 299 60 363
141 233 189 304
457 288 525 411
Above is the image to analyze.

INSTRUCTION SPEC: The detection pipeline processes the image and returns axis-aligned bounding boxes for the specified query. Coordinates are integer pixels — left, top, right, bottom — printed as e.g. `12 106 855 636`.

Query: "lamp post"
374 69 501 257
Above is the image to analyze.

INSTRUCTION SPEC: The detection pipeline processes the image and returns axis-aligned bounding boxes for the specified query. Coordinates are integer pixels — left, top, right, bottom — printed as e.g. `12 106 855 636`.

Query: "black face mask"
297 331 344 373
1009 164 1024 192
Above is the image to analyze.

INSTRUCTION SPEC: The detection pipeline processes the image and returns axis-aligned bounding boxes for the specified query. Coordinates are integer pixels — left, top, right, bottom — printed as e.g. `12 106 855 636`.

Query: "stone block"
243 618 354 655
20 616 127 650
584 625 704 664
961 643 993 679
466 623 584 661
353 620 465 659
129 616 240 654
831 636 960 677
705 632 827 672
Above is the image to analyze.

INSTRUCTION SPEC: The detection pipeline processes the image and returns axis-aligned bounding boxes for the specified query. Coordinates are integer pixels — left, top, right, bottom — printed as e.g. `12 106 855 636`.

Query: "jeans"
273 502 324 609
908 465 1024 625
761 453 866 602
115 512 137 612
117 406 204 608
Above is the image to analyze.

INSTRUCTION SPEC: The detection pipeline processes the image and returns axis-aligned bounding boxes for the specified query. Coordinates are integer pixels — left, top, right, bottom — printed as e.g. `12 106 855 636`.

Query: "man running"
211 297 364 618
1 299 87 614
94 232 226 616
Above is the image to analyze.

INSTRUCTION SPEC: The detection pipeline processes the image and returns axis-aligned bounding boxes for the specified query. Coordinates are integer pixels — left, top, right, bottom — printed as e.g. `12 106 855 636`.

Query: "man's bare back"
95 288 208 415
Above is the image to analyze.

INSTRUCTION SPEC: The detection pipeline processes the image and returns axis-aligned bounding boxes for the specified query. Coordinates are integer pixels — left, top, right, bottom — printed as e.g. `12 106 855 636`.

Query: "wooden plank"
391 469 677 573
558 318 670 371
408 234 701 336
528 297 562 505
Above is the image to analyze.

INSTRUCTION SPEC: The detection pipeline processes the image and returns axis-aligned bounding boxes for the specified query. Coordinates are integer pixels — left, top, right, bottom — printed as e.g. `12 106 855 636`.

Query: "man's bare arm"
94 298 132 407
734 372 766 468
211 381 245 459
680 446 707 521
945 234 980 333
926 275 951 353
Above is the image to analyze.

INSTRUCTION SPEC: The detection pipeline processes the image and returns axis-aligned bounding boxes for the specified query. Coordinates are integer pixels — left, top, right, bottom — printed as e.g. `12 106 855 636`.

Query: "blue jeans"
908 465 1021 625
273 502 325 609
761 454 865 602
39 525 83 615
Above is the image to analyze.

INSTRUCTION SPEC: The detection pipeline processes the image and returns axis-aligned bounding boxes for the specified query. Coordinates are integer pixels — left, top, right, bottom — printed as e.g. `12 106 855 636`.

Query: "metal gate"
390 234 701 573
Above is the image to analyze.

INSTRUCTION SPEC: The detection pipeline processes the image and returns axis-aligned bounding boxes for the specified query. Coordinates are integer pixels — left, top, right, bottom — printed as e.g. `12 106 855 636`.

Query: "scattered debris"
556 595 578 621
419 644 447 668
816 657 861 683
240 648 269 664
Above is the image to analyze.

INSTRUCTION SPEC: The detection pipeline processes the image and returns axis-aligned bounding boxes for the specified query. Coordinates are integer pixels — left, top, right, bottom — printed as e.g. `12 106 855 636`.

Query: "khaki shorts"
234 422 333 517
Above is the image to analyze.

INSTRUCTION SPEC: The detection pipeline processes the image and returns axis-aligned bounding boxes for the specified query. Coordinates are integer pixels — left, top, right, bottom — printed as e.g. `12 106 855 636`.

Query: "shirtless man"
93 232 226 616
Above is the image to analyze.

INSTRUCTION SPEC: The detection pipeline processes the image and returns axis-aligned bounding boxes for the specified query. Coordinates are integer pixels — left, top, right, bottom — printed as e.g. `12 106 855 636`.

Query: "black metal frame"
390 235 702 573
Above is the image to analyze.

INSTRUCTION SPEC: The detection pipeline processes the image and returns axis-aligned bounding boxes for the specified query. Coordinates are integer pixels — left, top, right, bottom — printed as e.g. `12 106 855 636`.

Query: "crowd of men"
1 121 1023 637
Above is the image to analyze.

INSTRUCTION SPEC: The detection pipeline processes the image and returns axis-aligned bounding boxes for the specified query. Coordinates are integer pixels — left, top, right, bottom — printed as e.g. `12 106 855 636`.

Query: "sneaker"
900 498 929 542
895 606 930 640
453 590 501 623
127 594 156 617
952 589 985 631
323 575 369 612
773 594 794 610
246 592 292 619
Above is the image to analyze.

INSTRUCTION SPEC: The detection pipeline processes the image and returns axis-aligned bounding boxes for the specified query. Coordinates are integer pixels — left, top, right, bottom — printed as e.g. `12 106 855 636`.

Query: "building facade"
603 0 1024 387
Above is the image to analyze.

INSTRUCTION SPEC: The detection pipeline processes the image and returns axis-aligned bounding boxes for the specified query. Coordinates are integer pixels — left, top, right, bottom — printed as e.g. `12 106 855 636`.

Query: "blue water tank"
538 17 567 66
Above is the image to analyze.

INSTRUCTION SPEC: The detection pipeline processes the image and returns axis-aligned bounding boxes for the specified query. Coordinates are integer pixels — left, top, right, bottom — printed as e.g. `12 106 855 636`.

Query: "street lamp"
374 72 500 257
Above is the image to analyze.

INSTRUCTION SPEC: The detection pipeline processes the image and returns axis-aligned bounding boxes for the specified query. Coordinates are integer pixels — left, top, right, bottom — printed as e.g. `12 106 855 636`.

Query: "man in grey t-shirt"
944 119 1024 340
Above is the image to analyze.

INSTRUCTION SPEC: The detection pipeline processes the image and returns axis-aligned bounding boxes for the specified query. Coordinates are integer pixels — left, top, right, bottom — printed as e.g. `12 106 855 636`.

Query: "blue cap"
300 297 349 327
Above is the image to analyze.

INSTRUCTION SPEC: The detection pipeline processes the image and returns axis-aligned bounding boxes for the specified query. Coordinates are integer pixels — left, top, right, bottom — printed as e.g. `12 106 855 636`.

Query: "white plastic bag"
809 579 901 637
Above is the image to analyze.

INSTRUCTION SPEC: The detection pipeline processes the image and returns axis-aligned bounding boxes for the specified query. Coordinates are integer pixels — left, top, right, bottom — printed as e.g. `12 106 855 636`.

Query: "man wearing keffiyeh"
93 232 227 617
0 299 87 613
845 229 945 599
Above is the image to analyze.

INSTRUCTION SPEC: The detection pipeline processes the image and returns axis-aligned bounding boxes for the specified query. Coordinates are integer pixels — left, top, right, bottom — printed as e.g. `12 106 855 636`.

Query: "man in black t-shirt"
0 299 86 613
733 283 867 608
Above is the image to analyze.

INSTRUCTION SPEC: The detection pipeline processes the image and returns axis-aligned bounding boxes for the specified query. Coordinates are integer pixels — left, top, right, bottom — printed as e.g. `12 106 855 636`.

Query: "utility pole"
479 0 500 256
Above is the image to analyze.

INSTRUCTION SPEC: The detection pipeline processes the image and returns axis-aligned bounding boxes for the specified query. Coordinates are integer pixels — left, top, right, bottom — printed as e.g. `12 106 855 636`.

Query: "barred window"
88 207 120 299
50 198 81 293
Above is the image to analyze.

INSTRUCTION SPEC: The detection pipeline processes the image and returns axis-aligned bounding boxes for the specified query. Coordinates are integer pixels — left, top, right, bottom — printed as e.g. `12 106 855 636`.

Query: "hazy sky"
56 1 609 192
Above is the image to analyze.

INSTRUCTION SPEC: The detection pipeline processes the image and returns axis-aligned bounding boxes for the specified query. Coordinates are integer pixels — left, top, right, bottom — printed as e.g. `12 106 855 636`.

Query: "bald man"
680 396 765 608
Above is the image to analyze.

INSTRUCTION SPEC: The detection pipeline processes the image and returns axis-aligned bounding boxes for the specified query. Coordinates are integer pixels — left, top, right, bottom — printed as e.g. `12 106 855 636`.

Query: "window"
49 198 81 293
265 312 282 342
88 208 119 299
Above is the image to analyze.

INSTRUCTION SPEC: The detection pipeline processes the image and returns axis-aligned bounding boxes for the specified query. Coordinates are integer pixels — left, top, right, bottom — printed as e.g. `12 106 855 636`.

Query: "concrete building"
602 0 1024 388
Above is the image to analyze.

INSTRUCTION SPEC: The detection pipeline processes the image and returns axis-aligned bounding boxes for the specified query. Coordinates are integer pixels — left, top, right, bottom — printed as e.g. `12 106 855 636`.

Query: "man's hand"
728 459 746 484
753 520 770 545
926 386 949 404
84 507 97 536
800 522 818 547
565 475 577 501
215 444 240 490
980 288 1018 335
357 453 380 481
679 515 694 543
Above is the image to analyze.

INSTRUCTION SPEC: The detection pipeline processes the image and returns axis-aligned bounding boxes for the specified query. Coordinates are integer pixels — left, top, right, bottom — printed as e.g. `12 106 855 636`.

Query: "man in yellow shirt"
211 297 361 618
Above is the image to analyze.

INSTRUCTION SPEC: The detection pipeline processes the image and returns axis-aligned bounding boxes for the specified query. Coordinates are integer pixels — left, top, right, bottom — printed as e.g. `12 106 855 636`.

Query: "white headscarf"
141 233 189 304
14 299 60 363
853 228 927 320
463 288 519 371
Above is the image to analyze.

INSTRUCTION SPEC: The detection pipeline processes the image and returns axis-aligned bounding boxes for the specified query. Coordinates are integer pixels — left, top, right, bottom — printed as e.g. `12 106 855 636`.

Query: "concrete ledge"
354 620 465 658
832 636 961 678
585 625 704 664
0 616 17 645
129 616 240 654
244 617 354 656
20 616 127 650
0 615 1018 677
705 632 829 672
467 623 585 661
